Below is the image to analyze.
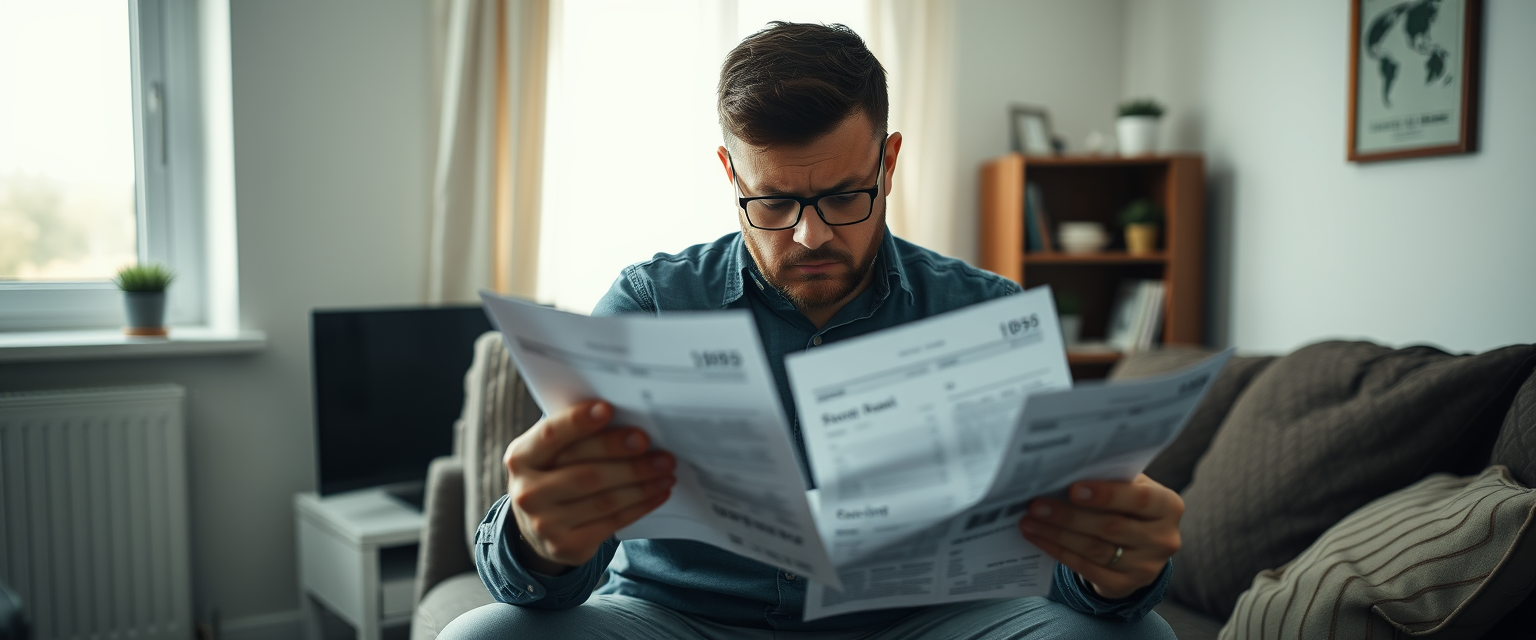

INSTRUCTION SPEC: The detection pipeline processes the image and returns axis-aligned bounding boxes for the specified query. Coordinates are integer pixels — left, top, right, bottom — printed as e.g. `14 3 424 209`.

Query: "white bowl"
1057 222 1108 253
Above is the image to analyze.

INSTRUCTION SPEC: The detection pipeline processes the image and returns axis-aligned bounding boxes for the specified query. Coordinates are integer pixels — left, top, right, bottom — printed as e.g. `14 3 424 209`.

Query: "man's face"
718 114 902 315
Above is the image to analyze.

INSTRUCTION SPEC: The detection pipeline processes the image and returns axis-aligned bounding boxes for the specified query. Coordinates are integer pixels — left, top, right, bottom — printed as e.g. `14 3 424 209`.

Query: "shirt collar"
726 226 913 309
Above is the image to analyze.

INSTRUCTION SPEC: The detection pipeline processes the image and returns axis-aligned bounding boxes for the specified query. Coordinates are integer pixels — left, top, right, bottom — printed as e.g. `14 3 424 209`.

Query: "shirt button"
785 572 797 581
812 336 822 346
527 584 536 593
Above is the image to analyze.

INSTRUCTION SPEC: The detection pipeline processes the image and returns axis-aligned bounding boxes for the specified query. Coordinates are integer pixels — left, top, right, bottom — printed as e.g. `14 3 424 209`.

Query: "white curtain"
534 0 868 314
427 0 549 303
867 0 959 258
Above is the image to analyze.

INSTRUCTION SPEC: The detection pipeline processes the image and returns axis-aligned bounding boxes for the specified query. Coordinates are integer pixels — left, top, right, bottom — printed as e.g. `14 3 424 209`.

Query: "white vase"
1117 116 1161 156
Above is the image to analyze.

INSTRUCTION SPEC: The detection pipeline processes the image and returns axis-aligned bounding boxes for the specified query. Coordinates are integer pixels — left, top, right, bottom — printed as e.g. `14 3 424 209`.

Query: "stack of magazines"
1107 279 1165 353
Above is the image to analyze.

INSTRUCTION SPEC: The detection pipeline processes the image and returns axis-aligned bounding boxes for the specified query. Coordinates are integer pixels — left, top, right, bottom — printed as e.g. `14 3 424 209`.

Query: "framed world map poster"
1348 0 1482 162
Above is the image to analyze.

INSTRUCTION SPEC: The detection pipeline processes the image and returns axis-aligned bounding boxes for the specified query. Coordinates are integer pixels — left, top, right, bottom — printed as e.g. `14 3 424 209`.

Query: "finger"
1018 516 1121 568
509 400 614 471
1067 474 1182 520
1025 498 1156 549
552 427 652 466
568 485 673 546
524 453 676 506
1020 530 1151 600
566 477 676 529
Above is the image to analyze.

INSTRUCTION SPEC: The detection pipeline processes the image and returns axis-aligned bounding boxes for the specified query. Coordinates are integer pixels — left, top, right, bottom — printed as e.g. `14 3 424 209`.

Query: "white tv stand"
295 489 424 640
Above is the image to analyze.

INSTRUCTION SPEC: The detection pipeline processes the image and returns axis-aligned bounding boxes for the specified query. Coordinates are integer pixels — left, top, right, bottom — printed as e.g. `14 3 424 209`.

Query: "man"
444 22 1180 639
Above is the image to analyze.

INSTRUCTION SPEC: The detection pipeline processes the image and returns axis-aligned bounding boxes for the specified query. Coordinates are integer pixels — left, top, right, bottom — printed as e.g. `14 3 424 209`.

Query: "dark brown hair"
717 22 888 148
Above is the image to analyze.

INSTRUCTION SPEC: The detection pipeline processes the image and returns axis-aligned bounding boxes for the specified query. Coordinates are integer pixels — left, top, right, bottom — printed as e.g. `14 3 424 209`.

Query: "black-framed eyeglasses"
728 135 888 231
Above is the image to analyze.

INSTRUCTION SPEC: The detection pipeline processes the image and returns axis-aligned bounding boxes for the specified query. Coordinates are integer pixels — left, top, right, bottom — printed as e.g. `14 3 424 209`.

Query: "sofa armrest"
415 456 475 606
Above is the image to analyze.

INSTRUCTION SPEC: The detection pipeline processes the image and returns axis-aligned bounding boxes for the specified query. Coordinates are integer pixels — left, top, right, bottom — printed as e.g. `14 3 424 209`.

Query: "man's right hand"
504 400 676 574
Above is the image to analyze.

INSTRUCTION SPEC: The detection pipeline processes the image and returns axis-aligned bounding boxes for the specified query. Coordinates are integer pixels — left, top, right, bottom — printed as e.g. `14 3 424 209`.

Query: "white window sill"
0 327 267 363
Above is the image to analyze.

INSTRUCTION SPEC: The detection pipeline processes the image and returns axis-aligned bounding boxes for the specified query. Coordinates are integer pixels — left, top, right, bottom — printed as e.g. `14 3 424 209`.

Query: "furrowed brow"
747 169 877 198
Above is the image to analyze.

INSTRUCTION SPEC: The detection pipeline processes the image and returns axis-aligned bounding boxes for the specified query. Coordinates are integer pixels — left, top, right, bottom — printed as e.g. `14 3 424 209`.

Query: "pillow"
1111 349 1278 493
1221 466 1536 640
1171 341 1536 619
460 331 545 547
1491 371 1536 487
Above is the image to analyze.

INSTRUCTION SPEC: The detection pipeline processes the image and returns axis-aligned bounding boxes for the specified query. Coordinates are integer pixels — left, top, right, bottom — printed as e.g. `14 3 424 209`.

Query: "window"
0 0 208 332
535 0 869 313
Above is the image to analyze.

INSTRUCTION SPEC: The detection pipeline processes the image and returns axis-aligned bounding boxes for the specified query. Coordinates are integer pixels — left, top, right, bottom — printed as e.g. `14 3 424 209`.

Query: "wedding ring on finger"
1108 546 1123 567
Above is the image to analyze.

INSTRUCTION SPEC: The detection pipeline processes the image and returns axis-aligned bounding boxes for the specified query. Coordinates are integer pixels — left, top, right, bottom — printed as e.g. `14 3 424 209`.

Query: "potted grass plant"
1117 198 1164 256
114 263 175 337
1055 291 1082 346
1116 98 1165 156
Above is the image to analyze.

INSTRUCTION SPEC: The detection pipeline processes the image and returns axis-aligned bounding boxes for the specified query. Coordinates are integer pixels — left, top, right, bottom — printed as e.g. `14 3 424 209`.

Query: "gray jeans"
439 594 1176 640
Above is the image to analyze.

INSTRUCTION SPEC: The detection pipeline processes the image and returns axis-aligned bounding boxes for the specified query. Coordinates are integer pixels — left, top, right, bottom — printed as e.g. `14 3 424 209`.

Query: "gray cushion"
1491 371 1536 487
1110 349 1278 493
460 331 544 547
412 573 497 640
415 457 473 607
1221 466 1536 640
1171 341 1536 619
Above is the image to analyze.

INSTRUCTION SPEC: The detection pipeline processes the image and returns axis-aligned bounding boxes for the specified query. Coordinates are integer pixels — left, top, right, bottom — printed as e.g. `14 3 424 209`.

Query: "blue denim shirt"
475 229 1171 631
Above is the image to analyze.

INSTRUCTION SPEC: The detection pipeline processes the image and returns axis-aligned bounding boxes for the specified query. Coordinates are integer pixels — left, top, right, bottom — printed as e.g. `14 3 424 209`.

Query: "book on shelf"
1024 189 1040 252
1107 279 1164 353
1137 281 1166 351
1023 182 1054 252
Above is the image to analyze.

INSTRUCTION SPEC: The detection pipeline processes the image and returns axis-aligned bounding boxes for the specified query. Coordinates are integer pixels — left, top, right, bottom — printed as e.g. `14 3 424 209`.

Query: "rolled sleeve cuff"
473 494 610 608
1049 560 1172 623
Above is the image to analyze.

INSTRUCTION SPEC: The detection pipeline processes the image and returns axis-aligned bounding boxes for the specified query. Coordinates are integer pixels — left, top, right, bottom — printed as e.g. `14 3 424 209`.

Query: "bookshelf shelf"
1022 251 1167 265
980 153 1205 380
1066 350 1123 366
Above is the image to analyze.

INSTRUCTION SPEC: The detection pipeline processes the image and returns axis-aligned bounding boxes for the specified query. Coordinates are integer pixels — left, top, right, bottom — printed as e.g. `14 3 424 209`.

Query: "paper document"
798 347 1232 619
480 288 1232 620
480 292 840 587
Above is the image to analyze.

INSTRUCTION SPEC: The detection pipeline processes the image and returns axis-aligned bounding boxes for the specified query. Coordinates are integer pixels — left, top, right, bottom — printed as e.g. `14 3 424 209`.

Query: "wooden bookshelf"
979 153 1205 379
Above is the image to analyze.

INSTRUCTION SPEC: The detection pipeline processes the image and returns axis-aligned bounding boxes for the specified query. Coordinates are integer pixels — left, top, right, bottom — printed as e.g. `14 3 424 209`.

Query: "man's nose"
792 204 833 250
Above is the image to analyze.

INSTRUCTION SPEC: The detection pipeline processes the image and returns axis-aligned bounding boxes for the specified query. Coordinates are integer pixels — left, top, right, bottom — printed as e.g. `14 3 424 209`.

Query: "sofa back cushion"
1491 371 1536 487
1220 466 1536 640
1110 349 1278 493
459 331 545 547
1170 341 1536 619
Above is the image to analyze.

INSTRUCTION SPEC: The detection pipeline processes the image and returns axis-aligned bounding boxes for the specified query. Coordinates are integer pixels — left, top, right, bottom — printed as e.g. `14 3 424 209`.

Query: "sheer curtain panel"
428 0 549 303
867 0 960 258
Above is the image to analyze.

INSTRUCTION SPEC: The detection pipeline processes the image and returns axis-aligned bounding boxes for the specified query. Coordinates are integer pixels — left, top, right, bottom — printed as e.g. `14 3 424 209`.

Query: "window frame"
0 0 207 332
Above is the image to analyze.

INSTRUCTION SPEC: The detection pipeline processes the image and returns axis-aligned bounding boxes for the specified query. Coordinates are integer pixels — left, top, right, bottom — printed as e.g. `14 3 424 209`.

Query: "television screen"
311 305 493 498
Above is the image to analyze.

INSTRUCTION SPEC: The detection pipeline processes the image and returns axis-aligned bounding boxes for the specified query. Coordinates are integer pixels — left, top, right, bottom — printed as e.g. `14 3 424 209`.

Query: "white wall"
1123 0 1536 353
0 0 434 629
951 0 1127 264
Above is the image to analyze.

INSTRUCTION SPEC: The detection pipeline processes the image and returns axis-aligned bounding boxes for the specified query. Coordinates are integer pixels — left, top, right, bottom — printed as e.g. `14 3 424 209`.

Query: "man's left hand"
1017 473 1182 600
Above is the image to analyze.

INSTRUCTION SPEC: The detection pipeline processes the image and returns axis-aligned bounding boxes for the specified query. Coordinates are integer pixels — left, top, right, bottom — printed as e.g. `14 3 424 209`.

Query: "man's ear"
716 146 733 184
883 132 904 197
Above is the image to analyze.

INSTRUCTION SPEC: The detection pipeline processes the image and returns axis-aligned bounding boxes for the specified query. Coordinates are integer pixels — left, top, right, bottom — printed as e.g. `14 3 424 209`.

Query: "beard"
744 230 882 312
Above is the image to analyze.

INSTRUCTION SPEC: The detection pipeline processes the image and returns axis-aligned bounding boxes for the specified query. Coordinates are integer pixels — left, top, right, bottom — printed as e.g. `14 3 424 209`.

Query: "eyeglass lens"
745 192 874 230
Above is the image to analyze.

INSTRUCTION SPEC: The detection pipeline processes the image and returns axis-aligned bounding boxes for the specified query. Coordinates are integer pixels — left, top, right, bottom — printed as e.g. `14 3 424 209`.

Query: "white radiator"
0 385 193 640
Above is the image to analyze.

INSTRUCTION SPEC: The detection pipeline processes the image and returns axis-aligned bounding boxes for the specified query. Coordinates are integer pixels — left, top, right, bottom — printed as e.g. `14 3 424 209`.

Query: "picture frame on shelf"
1348 0 1481 162
1009 104 1055 156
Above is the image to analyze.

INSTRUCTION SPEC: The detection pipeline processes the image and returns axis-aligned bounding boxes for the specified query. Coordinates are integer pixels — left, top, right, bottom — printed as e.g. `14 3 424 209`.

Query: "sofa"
412 334 1536 639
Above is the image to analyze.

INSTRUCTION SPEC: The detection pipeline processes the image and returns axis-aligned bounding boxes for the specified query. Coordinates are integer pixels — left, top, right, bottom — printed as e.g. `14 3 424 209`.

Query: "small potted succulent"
1117 198 1165 256
113 263 175 337
1116 98 1165 156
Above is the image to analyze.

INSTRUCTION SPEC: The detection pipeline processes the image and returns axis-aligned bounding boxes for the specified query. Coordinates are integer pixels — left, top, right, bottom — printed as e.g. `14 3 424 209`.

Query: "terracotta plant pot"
1125 223 1159 255
123 291 169 337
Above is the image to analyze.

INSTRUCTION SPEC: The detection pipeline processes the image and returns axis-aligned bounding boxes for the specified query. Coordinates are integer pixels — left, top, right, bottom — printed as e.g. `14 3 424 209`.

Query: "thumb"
512 400 613 471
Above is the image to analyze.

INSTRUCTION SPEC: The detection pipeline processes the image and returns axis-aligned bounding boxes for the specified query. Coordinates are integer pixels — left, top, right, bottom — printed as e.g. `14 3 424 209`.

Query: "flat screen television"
311 305 494 502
